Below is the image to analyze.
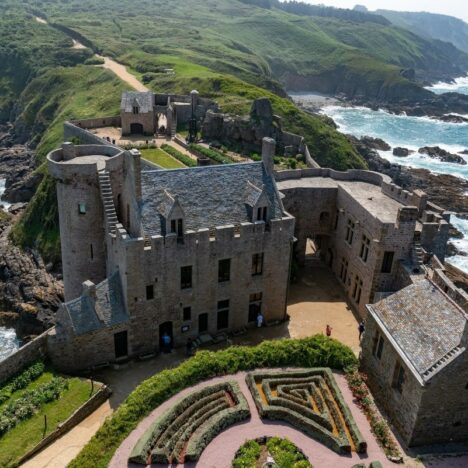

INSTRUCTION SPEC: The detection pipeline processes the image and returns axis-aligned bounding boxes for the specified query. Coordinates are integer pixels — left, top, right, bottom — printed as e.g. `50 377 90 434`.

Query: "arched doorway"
156 113 168 135
130 122 144 135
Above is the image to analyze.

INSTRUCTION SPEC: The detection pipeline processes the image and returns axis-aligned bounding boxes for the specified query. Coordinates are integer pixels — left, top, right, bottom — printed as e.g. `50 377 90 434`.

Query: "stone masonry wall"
0 329 50 385
64 122 114 146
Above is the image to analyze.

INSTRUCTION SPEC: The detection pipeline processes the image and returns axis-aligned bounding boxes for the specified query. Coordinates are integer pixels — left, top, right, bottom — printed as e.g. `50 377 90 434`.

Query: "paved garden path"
110 370 395 468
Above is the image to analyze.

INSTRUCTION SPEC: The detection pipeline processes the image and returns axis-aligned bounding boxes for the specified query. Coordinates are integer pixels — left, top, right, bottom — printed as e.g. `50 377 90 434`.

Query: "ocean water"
426 76 468 95
316 104 468 273
0 327 19 361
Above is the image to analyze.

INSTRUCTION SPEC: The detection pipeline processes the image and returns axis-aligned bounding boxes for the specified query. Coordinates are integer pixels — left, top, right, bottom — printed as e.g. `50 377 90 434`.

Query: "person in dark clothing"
358 321 365 340
326 324 332 337
162 332 172 353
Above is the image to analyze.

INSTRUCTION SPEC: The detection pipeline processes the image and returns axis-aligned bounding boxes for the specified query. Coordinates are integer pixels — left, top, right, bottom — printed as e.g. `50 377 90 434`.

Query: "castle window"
372 331 384 360
78 203 86 215
345 219 355 245
146 285 154 300
171 219 184 238
360 235 370 262
392 361 405 393
183 306 191 321
181 265 192 289
319 211 330 225
252 253 264 276
257 206 267 222
90 244 94 260
248 292 262 322
217 300 229 330
381 251 394 273
218 259 231 283
334 210 339 230
340 257 348 284
132 106 139 115
352 275 363 304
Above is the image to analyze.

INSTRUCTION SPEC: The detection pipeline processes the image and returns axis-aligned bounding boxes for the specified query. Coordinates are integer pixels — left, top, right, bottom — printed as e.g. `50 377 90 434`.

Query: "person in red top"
326 324 332 337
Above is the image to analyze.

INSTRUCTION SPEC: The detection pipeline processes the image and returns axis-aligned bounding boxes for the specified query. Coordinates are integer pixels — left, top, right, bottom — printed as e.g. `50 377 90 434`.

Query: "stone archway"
130 123 144 135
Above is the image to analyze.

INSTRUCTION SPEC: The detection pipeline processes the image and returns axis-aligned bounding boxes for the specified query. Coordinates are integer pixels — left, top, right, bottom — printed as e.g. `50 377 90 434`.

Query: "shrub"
0 361 45 405
232 440 261 468
267 436 312 468
71 336 356 468
161 144 197 167
0 377 68 436
188 144 234 164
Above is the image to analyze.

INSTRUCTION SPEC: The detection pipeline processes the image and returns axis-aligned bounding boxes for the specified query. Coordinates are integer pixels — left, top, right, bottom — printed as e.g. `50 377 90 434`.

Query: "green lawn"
140 148 186 168
0 373 98 467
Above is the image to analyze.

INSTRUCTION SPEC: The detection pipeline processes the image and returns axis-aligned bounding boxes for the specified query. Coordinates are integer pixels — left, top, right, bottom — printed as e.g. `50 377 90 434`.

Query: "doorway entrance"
198 313 208 333
159 321 173 350
114 331 128 359
130 122 144 135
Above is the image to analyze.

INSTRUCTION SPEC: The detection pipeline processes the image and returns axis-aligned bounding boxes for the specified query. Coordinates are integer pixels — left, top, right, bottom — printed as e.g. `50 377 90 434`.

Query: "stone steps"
98 170 118 235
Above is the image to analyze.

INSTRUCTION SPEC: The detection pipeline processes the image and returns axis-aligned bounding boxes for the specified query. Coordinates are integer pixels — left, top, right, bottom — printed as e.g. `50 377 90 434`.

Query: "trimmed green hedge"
189 144 234 164
0 361 45 405
161 144 197 167
70 336 356 467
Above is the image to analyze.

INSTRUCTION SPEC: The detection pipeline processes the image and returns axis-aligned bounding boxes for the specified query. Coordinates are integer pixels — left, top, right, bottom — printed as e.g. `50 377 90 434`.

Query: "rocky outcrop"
393 147 414 157
418 146 467 165
360 136 391 151
436 114 468 123
0 217 63 336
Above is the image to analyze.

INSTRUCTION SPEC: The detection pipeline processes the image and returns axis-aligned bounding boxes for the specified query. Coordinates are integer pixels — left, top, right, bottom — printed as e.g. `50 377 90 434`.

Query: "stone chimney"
62 142 76 161
82 280 97 302
262 137 276 175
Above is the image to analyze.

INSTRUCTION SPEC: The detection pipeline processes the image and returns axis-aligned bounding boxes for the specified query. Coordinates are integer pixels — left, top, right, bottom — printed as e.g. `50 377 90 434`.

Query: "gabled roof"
140 162 284 236
63 271 129 336
244 181 269 207
368 279 467 384
121 91 154 113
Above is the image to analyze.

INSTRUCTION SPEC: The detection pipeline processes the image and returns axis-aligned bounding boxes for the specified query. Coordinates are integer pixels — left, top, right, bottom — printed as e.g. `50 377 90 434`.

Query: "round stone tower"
47 143 125 301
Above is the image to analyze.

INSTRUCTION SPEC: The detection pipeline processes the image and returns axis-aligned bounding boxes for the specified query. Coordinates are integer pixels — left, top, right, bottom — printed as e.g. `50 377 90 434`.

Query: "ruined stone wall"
360 314 423 446
109 218 294 356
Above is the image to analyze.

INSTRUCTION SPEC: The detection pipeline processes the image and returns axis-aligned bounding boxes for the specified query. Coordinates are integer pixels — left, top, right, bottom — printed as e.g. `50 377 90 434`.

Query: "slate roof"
64 272 128 336
368 279 467 382
121 91 154 113
140 162 283 236
244 181 264 207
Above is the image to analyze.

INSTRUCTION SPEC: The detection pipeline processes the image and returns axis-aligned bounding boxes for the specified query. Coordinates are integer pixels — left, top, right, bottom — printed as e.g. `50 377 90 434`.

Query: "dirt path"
34 16 148 92
110 370 394 468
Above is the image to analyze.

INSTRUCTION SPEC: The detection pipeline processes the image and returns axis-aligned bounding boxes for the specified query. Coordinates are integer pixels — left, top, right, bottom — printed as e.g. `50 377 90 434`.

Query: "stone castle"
3 90 467 448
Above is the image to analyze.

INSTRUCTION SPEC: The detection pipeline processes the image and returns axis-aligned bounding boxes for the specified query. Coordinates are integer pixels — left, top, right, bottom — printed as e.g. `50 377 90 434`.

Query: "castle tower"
47 143 126 301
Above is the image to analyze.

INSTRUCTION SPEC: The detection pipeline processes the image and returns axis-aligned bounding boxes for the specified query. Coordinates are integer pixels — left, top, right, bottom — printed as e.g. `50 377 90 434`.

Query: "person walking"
326 324 332 337
256 311 264 328
186 338 194 357
162 332 172 353
358 321 365 340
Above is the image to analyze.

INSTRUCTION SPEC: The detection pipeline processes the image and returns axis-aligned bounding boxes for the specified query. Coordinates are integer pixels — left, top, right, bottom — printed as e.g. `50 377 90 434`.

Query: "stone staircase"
411 241 425 269
171 117 177 138
421 345 464 381
98 170 118 236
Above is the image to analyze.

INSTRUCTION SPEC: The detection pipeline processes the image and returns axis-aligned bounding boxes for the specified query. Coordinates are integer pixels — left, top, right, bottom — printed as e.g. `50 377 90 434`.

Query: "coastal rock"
359 136 391 151
459 149 468 155
393 147 414 157
437 114 468 123
418 146 467 165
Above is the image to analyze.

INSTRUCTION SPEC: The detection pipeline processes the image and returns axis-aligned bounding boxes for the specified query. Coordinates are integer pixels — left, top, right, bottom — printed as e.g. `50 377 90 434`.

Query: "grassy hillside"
377 10 468 55
23 0 468 100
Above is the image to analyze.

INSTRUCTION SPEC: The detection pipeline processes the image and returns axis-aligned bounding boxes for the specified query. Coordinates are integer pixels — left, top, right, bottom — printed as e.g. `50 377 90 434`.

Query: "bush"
0 377 68 436
161 144 197 167
188 144 234 164
232 440 261 468
0 361 45 405
71 336 356 468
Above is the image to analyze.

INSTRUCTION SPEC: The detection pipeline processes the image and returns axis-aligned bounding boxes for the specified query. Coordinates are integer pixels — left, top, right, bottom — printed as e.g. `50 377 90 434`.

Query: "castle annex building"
4 90 463 449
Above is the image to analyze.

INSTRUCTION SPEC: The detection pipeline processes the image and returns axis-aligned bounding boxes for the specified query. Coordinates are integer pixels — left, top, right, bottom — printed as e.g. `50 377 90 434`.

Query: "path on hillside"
35 16 148 92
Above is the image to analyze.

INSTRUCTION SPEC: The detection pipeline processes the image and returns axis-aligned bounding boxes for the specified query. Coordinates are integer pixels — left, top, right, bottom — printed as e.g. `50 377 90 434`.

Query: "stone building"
47 139 294 371
361 267 468 446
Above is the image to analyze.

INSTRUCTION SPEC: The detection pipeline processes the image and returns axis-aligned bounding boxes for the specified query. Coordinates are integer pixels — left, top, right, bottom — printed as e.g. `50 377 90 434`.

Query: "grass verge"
140 148 186 169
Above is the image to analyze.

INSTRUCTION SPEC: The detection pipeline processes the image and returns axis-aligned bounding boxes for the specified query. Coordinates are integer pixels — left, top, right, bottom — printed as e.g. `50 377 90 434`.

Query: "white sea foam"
446 216 468 273
0 327 19 362
426 75 468 95
0 179 11 211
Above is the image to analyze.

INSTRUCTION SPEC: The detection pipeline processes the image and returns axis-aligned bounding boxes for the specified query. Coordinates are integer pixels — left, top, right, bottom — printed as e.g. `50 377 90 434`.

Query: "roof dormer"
244 181 270 223
160 190 185 238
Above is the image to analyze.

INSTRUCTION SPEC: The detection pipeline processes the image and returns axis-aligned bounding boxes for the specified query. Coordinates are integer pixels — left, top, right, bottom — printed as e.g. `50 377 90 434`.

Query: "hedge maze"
246 368 367 454
129 381 250 464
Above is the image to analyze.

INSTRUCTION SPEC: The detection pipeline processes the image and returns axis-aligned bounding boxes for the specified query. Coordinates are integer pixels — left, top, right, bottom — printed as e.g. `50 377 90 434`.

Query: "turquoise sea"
298 79 468 273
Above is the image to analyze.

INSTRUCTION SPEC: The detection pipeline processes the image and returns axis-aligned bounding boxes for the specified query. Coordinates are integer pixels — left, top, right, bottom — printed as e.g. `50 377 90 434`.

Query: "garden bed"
140 147 186 168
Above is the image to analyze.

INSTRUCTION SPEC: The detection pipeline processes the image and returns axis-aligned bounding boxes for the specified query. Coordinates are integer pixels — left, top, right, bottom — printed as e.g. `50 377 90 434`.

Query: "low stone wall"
16 382 112 465
0 328 51 385
304 144 320 168
64 121 117 147
430 267 468 312
70 116 121 129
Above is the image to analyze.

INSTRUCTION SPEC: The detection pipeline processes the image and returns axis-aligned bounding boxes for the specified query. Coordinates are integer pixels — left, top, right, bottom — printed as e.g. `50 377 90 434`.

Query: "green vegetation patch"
233 436 312 468
0 368 98 467
140 148 186 169
161 144 197 167
189 143 235 164
71 336 356 468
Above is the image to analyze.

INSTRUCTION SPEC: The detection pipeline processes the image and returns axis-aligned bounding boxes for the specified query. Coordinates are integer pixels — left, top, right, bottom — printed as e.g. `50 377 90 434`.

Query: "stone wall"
64 122 114 147
360 314 423 445
430 265 468 312
122 110 155 136
70 116 121 129
0 329 50 385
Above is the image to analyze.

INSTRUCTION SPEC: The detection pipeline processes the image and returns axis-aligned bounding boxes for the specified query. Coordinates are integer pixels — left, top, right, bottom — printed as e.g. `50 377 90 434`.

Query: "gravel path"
110 369 395 468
